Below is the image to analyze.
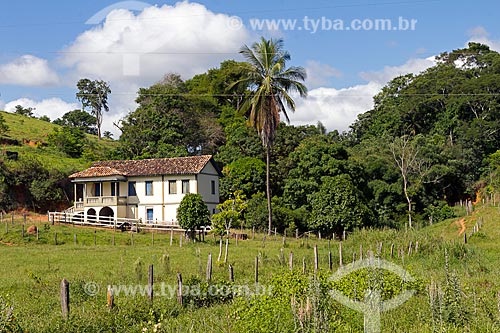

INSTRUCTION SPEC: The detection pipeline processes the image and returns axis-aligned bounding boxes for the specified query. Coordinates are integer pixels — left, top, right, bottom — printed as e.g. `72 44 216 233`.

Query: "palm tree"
232 37 308 235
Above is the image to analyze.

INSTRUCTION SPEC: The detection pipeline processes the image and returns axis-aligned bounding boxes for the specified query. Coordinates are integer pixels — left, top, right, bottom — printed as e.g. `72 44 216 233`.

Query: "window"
145 181 153 196
128 181 137 196
169 180 177 194
146 208 154 223
211 180 216 195
111 182 120 196
182 180 190 194
94 183 101 197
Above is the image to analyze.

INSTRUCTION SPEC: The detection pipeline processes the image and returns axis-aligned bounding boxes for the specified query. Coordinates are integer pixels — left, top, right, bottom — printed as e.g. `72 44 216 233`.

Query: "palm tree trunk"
266 144 272 235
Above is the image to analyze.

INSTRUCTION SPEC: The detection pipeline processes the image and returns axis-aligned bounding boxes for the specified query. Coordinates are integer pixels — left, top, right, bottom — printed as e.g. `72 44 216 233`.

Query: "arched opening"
87 208 96 223
99 206 114 224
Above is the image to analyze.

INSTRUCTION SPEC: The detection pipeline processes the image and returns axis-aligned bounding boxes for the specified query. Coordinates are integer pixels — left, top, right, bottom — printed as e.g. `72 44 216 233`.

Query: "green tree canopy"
53 109 97 135
309 174 375 237
76 78 111 139
177 193 210 239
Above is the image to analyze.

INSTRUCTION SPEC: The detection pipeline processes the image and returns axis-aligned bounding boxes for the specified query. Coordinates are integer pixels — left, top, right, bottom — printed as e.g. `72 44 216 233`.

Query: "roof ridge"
73 155 215 178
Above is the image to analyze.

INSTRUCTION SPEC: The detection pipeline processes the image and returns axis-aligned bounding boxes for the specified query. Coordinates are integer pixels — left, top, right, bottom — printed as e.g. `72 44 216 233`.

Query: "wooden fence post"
255 256 259 284
11 214 14 225
390 243 395 258
339 242 343 267
302 257 306 274
289 251 294 271
176 273 183 305
148 265 154 304
131 233 134 246
94 230 97 246
36 227 39 240
179 233 183 248
359 244 363 260
252 226 255 240
328 251 333 271
107 285 114 310
206 253 212 281
229 264 234 282
60 279 69 320
74 234 77 245
21 224 24 238
314 245 319 274
170 228 173 246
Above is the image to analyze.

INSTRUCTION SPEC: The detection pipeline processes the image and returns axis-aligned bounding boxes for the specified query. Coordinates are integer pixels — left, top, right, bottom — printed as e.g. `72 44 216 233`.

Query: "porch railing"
48 211 184 232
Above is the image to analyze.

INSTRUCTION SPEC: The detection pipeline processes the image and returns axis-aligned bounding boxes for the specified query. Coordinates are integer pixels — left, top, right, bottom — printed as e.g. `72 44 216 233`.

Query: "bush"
47 126 87 157
177 193 210 238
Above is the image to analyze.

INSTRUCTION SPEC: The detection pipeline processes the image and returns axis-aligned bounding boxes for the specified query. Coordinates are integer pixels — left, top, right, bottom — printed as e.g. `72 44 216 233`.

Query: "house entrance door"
146 208 153 223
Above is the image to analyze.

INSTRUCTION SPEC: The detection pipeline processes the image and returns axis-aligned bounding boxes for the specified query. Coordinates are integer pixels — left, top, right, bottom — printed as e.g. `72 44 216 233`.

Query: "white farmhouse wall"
197 163 220 215
72 158 220 224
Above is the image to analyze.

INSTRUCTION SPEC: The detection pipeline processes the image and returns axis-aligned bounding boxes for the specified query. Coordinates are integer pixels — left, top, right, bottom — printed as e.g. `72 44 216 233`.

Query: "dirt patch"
456 218 466 235
0 240 14 246
26 225 37 235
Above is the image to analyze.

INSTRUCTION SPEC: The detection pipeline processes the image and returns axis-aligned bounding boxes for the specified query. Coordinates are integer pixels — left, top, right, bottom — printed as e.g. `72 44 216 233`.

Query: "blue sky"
1 0 499 135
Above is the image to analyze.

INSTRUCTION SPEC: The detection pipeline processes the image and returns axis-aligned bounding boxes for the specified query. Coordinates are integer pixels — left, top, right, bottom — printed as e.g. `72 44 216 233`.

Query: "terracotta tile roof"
69 166 125 178
70 155 216 179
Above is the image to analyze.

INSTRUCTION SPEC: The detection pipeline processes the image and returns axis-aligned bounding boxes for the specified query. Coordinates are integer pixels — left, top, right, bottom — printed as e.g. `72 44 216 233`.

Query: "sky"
1 0 500 137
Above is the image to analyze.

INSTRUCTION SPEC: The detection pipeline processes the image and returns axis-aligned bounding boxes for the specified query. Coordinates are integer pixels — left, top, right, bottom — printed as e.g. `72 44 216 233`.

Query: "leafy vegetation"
0 111 117 211
177 193 210 238
0 203 498 332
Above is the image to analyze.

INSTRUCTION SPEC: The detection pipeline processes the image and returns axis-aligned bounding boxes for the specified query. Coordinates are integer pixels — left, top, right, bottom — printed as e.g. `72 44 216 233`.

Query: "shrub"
177 193 210 239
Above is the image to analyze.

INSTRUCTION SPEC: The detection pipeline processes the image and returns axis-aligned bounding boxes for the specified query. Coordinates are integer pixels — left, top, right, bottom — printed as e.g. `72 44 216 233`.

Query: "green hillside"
0 110 118 173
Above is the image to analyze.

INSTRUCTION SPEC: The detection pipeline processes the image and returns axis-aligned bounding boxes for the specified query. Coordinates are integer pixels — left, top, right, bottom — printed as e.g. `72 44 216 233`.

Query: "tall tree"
76 79 111 139
232 37 308 234
53 109 97 135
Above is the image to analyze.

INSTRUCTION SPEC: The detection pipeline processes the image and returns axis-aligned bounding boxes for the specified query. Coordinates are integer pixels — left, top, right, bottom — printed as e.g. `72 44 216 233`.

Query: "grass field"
0 205 499 332
0 111 118 173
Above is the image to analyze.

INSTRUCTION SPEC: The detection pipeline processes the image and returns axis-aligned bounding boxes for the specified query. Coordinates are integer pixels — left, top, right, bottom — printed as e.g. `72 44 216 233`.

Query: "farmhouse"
68 155 221 225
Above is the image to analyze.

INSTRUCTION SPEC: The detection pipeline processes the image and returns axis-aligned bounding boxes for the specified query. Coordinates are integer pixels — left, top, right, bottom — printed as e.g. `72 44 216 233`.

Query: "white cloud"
359 57 435 85
290 82 382 132
467 26 500 52
305 60 341 88
290 57 436 133
5 98 77 122
60 2 250 83
0 55 59 86
55 1 252 137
